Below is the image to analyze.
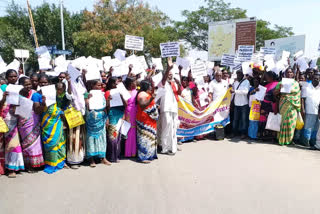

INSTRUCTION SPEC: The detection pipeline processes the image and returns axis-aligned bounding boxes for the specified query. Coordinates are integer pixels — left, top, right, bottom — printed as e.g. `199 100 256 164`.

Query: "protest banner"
220 54 235 67
177 89 232 137
191 61 207 78
160 42 180 58
125 35 144 51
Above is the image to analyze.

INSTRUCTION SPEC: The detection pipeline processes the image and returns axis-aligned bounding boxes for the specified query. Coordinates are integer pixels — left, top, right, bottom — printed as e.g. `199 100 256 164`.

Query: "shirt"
209 79 228 101
233 79 250 106
305 84 320 115
159 81 178 113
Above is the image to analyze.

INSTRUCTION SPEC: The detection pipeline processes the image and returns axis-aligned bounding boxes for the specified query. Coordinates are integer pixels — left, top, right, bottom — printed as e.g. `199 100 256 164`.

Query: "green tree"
175 0 294 51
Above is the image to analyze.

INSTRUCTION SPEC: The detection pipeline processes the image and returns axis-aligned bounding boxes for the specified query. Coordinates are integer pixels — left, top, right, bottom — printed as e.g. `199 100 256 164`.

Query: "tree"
73 0 180 58
175 0 294 51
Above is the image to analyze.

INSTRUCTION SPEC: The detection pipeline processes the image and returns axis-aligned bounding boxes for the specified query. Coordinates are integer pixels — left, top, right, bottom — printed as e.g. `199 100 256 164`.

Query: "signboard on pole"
208 18 256 61
265 35 305 60
160 42 180 58
125 35 144 51
14 49 30 59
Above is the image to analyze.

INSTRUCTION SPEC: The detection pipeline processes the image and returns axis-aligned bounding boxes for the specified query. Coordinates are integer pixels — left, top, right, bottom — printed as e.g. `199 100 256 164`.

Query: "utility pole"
60 0 65 51
27 0 39 48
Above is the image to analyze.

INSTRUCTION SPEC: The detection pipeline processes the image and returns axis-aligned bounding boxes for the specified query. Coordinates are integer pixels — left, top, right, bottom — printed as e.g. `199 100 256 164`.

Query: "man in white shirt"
230 70 251 139
159 59 181 155
208 71 228 102
302 73 320 148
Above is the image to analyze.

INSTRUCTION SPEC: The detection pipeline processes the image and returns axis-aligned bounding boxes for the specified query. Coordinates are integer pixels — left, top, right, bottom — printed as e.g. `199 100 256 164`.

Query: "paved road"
1 139 320 214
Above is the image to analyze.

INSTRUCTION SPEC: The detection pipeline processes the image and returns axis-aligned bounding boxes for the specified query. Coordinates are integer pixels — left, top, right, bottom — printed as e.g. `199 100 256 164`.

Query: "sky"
0 0 319 57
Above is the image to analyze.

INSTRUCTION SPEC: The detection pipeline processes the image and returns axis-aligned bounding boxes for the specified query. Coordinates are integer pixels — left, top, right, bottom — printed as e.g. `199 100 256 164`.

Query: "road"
1 138 320 214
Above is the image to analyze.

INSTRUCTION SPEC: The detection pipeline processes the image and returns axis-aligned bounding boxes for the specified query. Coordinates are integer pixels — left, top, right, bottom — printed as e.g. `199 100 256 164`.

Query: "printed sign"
160 42 180 58
125 35 144 51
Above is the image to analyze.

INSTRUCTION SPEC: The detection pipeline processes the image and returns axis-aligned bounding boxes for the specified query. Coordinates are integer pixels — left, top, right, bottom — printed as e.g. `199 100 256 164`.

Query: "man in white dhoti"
158 58 181 155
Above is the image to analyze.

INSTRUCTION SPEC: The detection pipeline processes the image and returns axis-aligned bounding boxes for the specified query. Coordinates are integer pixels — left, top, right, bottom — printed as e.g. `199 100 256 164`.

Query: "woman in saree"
124 77 137 158
85 80 111 167
105 77 125 163
274 68 301 145
0 69 24 178
17 77 44 172
259 71 279 140
136 80 159 163
38 75 67 174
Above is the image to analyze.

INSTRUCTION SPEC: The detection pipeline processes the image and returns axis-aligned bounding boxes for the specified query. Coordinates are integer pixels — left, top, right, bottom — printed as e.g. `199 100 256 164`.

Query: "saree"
260 81 278 123
41 104 66 174
107 106 124 162
277 80 301 145
0 134 4 174
124 89 137 157
85 108 107 159
18 111 44 168
2 104 25 171
136 94 159 162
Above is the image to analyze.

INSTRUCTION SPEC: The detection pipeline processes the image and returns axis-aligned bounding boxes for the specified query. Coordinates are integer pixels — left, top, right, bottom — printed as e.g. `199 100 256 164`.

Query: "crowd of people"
0 54 319 178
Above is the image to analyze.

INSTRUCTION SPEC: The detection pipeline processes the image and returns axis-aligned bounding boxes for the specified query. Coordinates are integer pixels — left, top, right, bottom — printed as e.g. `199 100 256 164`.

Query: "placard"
191 61 207 78
160 42 180 58
221 54 235 67
14 49 30 58
237 45 254 61
125 35 144 51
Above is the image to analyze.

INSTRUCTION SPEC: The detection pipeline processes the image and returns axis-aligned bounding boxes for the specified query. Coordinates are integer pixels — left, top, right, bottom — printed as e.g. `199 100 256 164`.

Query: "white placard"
160 42 180 58
102 56 112 71
38 57 52 70
254 85 267 101
6 84 23 105
296 57 309 72
176 57 190 69
294 50 304 59
242 62 253 76
114 49 126 61
15 96 33 119
281 51 291 62
116 82 131 101
67 64 81 82
125 35 144 51
260 47 276 56
89 90 105 110
152 72 163 87
6 59 20 72
86 64 101 81
310 57 318 69
112 64 129 77
152 58 163 70
14 49 29 58
281 78 294 94
238 45 254 61
191 61 207 78
199 92 208 107
221 54 235 67
110 88 123 107
41 85 56 107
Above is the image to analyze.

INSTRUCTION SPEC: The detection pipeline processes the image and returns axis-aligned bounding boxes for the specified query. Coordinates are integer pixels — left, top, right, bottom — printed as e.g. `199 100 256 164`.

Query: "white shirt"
305 84 320 115
181 88 192 103
159 81 178 113
233 79 250 106
209 79 228 101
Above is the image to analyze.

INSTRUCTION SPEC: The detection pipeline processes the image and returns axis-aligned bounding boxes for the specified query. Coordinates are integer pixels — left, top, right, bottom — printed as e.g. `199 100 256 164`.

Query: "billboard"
265 35 306 60
208 18 256 61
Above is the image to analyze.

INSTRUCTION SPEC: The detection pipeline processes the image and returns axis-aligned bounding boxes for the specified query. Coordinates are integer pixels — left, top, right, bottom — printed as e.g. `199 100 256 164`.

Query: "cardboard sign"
221 54 235 67
238 45 254 61
160 42 180 58
125 35 144 51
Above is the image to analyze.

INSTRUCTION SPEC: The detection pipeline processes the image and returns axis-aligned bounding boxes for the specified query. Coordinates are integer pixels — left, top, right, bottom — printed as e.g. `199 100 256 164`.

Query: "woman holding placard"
274 68 301 145
105 77 125 163
124 77 138 158
85 80 111 167
136 80 159 163
17 77 44 172
38 75 67 174
0 69 25 178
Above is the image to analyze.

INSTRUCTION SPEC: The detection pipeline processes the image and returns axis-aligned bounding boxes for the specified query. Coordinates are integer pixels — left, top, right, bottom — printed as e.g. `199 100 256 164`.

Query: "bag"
0 117 9 133
265 112 282 132
64 107 85 129
296 112 304 130
249 100 261 121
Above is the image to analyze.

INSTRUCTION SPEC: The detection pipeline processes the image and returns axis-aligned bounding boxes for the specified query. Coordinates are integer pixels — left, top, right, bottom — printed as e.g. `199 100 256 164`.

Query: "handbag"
265 112 282 132
249 100 261 121
64 107 85 129
0 117 9 133
296 112 304 130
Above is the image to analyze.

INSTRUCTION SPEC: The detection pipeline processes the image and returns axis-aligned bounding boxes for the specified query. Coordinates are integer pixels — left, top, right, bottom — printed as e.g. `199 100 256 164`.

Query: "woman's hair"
18 76 30 85
136 80 152 104
181 76 188 82
265 71 275 80
124 77 135 90
106 77 118 90
30 73 39 79
39 74 50 83
86 80 99 91
56 82 66 91
5 69 17 79
58 72 67 77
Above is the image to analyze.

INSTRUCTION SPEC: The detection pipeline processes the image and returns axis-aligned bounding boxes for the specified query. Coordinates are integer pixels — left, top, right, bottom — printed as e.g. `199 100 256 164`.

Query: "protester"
274 67 301 145
209 71 228 102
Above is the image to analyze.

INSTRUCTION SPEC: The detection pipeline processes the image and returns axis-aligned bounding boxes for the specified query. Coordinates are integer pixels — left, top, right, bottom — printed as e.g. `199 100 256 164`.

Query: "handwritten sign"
125 35 144 51
160 42 180 58
221 54 235 67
